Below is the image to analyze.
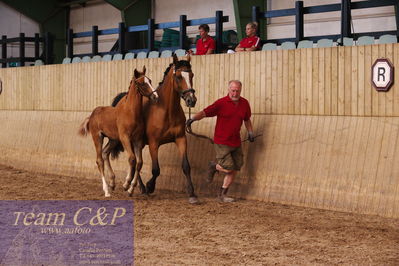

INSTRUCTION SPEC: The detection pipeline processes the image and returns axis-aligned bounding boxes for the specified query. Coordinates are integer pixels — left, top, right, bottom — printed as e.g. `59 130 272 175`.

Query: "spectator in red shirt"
186 80 255 202
235 22 261 52
188 24 215 55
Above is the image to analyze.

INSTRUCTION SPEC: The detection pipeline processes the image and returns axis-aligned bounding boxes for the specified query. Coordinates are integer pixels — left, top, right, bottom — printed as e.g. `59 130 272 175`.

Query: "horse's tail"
111 92 127 107
110 141 124 160
108 92 132 159
78 117 90 137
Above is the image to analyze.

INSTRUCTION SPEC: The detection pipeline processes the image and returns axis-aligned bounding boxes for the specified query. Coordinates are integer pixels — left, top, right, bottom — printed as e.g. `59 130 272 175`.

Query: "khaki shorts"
214 144 244 171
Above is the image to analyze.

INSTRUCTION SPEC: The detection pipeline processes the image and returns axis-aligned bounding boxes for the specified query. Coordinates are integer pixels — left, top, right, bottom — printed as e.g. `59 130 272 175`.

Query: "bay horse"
110 54 198 203
78 66 158 197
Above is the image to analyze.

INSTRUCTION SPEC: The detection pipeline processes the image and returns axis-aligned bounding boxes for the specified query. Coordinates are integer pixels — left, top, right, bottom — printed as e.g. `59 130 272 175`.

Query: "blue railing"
67 11 229 58
0 33 53 68
252 0 399 45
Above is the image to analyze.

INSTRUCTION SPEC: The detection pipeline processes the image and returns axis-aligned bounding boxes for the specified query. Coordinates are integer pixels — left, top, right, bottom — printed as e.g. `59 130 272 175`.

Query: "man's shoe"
219 195 236 203
218 187 235 203
207 161 217 183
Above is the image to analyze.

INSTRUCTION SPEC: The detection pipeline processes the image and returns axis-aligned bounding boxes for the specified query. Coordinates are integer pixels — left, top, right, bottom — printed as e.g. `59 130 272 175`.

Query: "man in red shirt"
186 80 254 202
235 22 261 52
188 24 215 55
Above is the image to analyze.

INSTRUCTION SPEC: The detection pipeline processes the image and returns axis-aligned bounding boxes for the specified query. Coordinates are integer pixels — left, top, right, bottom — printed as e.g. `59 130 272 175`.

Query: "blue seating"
281 41 296 50
102 54 112 61
136 51 147 59
62 57 71 64
124 53 135 60
148 51 160 58
297 40 313 49
337 37 353 46
317 39 334 48
379 34 397 44
262 43 277 51
357 36 374 46
160 50 173 58
81 56 91 63
174 49 186 57
71 57 81 63
91 55 102 62
112 54 123 61
34 59 44 66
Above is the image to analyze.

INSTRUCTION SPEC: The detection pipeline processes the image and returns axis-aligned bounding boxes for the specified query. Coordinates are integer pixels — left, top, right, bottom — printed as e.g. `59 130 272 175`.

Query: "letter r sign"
372 58 394 92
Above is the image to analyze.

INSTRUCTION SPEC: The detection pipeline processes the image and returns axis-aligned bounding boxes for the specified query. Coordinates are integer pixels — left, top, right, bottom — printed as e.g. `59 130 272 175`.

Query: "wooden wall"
0 44 398 218
1 44 399 116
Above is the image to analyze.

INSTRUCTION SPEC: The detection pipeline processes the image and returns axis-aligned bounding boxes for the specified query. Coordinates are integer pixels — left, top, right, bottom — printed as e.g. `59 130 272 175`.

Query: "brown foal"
78 66 158 197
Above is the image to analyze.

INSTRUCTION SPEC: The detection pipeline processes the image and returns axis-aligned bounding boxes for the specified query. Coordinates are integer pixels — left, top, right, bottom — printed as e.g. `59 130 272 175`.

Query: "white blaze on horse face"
145 76 158 98
181 71 192 90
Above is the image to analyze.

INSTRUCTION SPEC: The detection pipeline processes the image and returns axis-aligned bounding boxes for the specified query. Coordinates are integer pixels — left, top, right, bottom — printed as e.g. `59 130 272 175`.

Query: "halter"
134 76 158 98
172 66 195 99
180 88 196 99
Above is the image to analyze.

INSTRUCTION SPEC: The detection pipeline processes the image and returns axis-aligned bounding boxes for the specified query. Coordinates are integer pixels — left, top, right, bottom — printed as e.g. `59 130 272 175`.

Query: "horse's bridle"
134 76 158 98
180 88 196 99
172 66 195 100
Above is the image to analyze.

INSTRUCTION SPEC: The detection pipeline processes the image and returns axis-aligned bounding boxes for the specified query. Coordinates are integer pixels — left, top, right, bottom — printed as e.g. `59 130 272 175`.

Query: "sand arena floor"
0 164 398 265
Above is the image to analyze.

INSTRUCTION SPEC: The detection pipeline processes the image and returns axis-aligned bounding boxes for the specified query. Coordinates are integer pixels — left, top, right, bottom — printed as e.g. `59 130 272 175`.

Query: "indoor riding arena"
0 0 399 265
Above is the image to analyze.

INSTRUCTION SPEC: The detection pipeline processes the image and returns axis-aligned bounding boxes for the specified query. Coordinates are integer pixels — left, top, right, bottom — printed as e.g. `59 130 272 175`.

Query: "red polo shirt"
239 35 261 49
203 95 251 147
196 36 215 55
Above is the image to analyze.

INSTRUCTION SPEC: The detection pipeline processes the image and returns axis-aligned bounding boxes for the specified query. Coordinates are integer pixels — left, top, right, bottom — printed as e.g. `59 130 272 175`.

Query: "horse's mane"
111 92 127 107
159 59 192 86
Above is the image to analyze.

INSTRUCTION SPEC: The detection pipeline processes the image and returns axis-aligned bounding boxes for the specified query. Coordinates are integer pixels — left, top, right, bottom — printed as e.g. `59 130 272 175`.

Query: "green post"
232 0 266 41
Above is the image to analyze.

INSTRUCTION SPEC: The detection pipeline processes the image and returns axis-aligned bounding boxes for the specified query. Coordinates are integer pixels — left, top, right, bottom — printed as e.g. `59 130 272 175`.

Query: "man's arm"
192 111 206 121
206 48 214 55
235 44 245 52
244 119 255 142
246 46 258 51
186 111 206 127
244 119 253 132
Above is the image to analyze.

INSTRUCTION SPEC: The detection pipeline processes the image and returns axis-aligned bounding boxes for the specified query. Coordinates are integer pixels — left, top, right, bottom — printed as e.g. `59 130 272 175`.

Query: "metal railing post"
215 11 223 53
179 15 188 50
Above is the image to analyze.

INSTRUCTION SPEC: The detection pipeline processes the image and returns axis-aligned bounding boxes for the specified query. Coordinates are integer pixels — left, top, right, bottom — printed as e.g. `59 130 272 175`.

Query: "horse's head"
171 54 197 107
134 66 159 102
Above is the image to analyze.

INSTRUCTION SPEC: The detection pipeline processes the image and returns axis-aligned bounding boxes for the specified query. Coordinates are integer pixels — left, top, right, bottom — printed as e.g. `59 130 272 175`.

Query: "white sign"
372 58 394 92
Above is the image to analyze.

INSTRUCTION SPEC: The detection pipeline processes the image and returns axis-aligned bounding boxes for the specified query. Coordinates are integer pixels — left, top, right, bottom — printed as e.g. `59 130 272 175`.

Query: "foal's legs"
146 141 160 194
119 135 137 194
102 139 119 190
175 136 198 204
92 133 111 197
127 141 145 195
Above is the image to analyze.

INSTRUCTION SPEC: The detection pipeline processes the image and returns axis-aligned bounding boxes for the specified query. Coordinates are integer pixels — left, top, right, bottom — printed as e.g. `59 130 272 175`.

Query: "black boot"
218 187 235 203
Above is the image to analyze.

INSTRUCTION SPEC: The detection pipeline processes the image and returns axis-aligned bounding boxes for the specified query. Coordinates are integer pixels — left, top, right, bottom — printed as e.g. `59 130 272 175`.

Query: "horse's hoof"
105 193 111 198
109 180 116 191
140 185 147 194
146 183 155 194
122 183 129 191
127 187 134 195
189 197 199 204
